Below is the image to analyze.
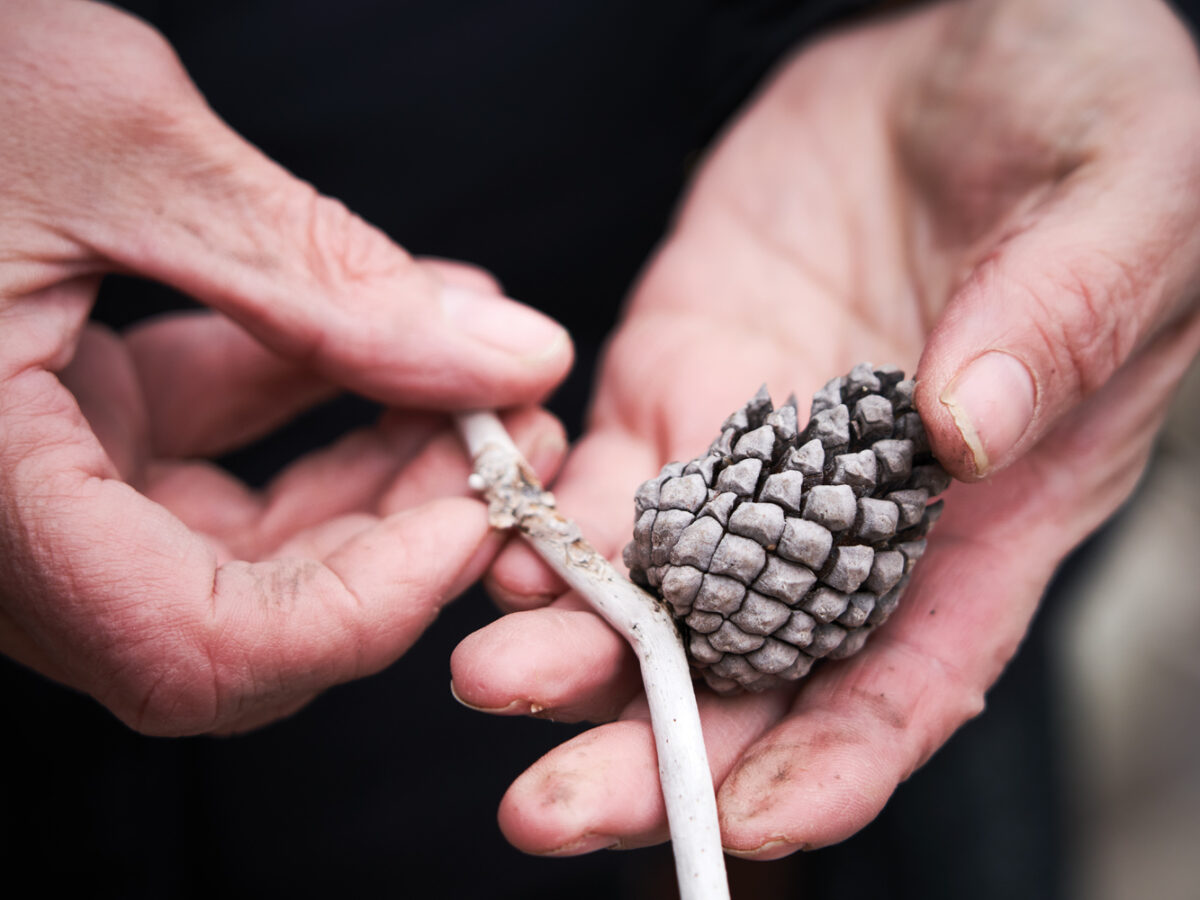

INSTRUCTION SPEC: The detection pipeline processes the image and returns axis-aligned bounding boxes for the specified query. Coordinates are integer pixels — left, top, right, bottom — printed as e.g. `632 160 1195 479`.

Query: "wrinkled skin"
455 0 1200 857
0 0 573 735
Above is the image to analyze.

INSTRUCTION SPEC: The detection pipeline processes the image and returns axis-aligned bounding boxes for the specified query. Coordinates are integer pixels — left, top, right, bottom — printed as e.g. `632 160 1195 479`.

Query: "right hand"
0 0 572 735
454 0 1200 857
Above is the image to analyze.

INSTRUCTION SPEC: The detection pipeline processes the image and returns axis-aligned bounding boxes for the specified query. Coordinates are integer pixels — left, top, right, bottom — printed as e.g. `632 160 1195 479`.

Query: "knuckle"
261 189 425 364
1021 253 1144 396
905 674 987 779
297 191 417 292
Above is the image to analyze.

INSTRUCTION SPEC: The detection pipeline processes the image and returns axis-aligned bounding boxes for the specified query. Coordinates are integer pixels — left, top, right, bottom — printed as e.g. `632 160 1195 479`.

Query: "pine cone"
623 363 949 694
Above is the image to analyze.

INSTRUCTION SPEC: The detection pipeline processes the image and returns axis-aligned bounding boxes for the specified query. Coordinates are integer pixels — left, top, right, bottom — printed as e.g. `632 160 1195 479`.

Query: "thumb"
916 144 1200 480
12 3 570 409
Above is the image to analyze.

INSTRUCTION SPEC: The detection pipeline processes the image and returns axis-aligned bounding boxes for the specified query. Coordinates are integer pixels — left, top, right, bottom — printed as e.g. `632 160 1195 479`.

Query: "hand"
451 0 1200 857
0 0 571 734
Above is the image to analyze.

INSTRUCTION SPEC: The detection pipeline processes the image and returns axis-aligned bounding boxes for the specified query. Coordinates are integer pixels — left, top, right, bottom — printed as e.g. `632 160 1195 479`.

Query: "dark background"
5 2 1199 897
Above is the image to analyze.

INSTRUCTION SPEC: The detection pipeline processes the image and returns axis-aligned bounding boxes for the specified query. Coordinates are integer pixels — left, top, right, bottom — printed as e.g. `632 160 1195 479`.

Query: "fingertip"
125 310 335 459
483 573 560 614
332 496 494 604
497 721 663 855
914 376 982 482
439 286 574 390
519 834 622 858
448 624 514 711
449 608 638 722
723 839 809 860
447 679 530 716
716 726 890 853
916 340 1038 482
936 350 1036 479
486 541 568 611
498 406 568 485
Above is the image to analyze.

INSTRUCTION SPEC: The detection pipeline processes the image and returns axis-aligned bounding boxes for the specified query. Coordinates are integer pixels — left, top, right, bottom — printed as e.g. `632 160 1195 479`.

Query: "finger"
483 541 567 612
190 498 502 729
496 690 789 855
15 2 571 408
138 415 440 557
714 513 1038 857
124 310 334 458
247 412 445 554
718 321 1200 856
0 277 95 381
141 460 258 558
916 102 1200 479
487 427 660 607
143 406 565 560
147 458 385 565
253 405 564 553
57 322 149 480
268 513 379 562
450 604 642 722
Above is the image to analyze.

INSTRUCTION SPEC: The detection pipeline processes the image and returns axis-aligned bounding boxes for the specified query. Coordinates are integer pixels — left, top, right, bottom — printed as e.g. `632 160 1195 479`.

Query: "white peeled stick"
455 411 730 900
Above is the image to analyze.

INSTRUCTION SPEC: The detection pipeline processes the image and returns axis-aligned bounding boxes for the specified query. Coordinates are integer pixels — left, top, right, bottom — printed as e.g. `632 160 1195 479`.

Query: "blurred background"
1052 359 1200 900
3 1 1198 897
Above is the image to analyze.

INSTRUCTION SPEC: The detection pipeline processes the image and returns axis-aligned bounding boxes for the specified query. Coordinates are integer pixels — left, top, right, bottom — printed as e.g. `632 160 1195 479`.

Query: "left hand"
0 0 572 735
451 0 1200 857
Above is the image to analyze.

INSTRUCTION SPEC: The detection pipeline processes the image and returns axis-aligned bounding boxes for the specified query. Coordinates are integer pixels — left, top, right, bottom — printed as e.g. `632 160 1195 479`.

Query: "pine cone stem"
455 411 730 900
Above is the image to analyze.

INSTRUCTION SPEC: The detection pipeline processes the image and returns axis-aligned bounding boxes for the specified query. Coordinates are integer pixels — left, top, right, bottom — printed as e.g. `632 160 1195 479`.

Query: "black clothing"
22 0 1200 895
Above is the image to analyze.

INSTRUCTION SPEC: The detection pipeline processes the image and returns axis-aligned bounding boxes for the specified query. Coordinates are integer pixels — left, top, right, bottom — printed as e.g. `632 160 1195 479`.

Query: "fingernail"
940 350 1036 476
441 285 568 360
533 833 621 856
449 681 541 716
449 680 517 714
525 425 567 476
725 839 810 859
